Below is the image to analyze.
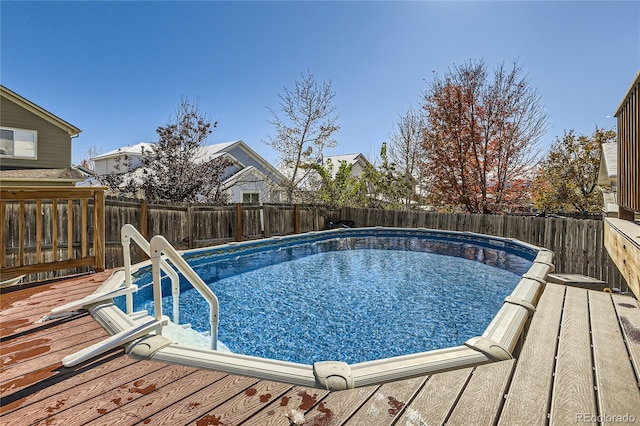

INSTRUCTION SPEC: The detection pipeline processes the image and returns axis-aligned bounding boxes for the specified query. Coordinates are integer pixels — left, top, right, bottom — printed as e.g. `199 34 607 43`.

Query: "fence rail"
0 187 105 281
1 194 626 289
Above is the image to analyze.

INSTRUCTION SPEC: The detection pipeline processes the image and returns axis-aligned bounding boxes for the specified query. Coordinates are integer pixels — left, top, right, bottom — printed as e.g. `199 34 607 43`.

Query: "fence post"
187 206 194 249
263 204 271 238
0 200 5 268
294 204 300 234
236 203 243 242
140 200 148 239
94 189 105 272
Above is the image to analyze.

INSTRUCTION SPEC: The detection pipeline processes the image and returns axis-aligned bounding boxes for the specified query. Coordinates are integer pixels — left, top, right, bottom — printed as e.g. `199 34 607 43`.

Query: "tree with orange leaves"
421 60 548 213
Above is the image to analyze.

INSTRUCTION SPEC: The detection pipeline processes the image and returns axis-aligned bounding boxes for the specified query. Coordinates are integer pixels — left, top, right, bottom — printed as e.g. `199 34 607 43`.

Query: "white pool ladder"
52 225 219 367
121 224 181 323
147 233 220 351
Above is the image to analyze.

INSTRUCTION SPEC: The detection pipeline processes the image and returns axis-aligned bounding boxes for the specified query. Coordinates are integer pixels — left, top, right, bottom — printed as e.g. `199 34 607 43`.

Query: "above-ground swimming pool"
118 230 534 365
63 226 555 390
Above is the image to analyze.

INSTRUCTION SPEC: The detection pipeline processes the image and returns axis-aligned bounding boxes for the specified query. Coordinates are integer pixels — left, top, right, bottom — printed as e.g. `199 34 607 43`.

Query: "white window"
242 192 260 204
0 127 37 159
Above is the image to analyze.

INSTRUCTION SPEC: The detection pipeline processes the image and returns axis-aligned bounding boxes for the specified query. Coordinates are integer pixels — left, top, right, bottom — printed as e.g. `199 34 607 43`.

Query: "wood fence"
0 194 626 289
102 199 341 269
339 207 625 289
0 187 105 282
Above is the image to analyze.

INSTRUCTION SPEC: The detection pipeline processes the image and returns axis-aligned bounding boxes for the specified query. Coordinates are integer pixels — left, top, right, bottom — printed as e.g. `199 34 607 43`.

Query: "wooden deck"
2 273 640 425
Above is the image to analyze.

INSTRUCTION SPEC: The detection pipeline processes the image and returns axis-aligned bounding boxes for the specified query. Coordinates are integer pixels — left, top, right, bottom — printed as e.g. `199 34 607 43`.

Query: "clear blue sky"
1 1 638 167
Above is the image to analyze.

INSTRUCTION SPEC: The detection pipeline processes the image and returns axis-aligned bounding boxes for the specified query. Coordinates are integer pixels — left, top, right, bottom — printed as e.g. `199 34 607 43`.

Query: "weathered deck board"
344 376 425 425
590 290 640 424
0 271 111 310
2 358 165 425
123 369 229 425
447 360 515 425
549 286 596 425
240 386 330 426
1 315 97 364
0 332 106 387
394 366 471 426
0 349 134 415
498 284 566 426
613 293 640 380
138 375 258 425
42 364 196 426
302 384 378 425
189 379 294 426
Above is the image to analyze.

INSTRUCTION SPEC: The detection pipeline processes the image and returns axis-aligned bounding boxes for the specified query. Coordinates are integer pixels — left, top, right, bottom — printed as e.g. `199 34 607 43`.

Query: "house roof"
321 153 371 178
0 167 89 185
0 85 81 137
202 140 287 183
323 153 370 167
91 142 154 160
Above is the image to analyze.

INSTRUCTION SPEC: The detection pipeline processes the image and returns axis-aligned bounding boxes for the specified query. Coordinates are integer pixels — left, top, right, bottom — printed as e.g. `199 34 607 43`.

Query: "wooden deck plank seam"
224 381 295 426
386 376 431 426
187 377 265 425
438 364 477 425
0 312 90 344
0 348 126 410
587 290 603 423
338 384 383 426
545 284 568 423
92 365 222 424
494 360 518 426
611 295 640 389
239 385 331 426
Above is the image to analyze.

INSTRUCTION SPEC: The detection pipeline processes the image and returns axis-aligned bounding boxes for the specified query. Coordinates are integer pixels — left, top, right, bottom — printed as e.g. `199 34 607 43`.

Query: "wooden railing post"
236 203 243 242
0 200 5 268
94 189 105 272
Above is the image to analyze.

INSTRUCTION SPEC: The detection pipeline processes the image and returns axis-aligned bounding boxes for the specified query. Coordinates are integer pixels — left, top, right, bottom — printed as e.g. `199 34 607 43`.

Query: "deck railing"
0 186 106 281
615 70 640 218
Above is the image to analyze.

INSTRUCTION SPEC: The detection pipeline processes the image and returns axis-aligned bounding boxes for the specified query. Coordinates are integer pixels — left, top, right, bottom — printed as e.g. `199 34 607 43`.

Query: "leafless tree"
388 107 425 210
80 145 102 170
264 71 340 203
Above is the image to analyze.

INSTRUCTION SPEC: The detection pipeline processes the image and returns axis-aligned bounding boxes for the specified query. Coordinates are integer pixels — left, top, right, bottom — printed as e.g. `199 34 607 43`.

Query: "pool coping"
77 227 555 390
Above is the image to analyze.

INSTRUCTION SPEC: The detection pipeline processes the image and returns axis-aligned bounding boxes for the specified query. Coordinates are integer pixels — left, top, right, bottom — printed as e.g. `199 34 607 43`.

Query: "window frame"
242 192 260 205
0 126 38 160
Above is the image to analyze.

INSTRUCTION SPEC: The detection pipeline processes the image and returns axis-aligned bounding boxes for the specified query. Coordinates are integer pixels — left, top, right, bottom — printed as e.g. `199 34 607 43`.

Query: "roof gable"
0 85 81 136
91 142 154 160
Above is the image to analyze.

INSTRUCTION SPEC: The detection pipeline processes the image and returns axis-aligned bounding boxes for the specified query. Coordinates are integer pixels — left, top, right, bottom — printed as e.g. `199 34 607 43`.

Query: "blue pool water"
121 233 533 365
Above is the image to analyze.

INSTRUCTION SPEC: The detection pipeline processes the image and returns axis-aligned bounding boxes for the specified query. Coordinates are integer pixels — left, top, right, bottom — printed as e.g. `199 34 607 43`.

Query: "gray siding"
0 97 73 169
228 146 284 184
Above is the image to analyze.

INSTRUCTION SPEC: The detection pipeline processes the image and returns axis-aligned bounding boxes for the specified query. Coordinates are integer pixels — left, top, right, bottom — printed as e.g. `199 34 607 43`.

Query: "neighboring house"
91 140 287 204
203 141 287 204
597 142 618 216
90 142 153 176
280 153 372 195
0 85 86 186
321 153 371 178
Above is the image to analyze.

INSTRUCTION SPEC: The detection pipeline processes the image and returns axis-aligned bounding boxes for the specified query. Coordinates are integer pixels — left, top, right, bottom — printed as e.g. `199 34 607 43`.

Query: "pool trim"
69 227 554 390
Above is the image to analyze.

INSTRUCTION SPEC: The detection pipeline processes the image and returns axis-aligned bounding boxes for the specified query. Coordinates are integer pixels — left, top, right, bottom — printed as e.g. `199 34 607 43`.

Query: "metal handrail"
150 234 219 350
121 224 181 323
